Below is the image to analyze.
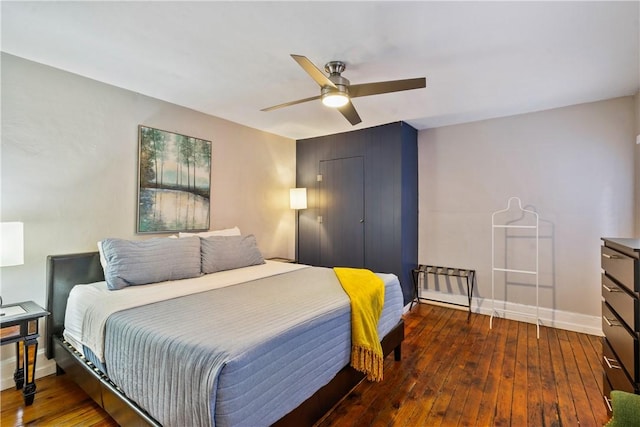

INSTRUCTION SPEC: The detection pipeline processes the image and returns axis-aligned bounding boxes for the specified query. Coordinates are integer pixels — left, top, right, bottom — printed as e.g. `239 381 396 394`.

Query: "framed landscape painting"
137 125 211 233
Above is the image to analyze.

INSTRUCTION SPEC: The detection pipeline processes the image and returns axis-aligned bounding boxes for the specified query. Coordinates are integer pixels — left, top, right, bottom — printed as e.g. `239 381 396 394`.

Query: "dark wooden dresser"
601 238 640 412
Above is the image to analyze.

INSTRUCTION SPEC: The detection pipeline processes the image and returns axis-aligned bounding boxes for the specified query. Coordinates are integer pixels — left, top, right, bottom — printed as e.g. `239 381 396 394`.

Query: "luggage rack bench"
410 265 476 313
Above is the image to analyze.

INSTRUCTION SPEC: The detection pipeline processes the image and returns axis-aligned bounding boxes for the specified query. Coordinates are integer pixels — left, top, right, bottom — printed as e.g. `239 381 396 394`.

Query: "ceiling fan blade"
261 95 321 112
291 54 336 88
338 101 362 125
349 77 426 98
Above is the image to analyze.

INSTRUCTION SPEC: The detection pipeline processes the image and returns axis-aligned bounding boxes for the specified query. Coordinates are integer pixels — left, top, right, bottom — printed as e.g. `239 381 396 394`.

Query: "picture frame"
137 125 211 233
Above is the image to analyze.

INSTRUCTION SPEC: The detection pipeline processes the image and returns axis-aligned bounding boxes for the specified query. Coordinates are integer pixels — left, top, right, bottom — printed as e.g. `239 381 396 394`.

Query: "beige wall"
418 97 636 327
1 54 296 387
0 53 295 328
635 92 640 236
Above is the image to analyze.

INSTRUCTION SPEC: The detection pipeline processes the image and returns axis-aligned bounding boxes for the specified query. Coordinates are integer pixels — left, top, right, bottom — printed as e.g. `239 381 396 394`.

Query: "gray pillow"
101 236 201 290
200 234 265 274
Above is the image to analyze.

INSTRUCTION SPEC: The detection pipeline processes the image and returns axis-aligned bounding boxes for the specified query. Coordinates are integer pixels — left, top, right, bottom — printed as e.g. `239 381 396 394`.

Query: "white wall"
418 97 636 333
0 54 296 386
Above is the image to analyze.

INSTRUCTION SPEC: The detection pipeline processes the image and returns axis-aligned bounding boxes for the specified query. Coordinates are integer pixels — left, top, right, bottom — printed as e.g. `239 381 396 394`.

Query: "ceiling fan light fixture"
321 91 349 108
262 55 426 126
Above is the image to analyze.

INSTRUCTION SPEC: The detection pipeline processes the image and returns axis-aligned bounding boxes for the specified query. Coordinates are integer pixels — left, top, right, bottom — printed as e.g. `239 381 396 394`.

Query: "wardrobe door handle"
602 253 620 259
603 356 621 370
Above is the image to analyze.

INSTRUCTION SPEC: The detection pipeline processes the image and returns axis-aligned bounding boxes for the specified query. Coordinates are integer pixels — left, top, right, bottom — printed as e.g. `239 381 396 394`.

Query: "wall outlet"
636 134 640 144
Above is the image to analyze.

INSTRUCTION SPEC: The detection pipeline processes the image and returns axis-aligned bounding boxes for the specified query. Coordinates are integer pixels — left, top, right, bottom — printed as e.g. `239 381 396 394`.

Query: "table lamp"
1 221 24 314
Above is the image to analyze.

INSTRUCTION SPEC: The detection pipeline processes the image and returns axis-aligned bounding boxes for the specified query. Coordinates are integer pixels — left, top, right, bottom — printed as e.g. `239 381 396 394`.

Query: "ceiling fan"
261 54 426 125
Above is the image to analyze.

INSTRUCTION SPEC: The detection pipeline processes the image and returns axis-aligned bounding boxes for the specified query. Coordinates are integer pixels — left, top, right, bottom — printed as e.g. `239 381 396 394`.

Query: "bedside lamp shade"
290 188 307 210
1 222 24 267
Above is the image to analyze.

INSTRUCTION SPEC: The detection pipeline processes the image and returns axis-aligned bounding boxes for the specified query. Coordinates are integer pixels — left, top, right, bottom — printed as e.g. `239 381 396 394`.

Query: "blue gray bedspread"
104 266 403 426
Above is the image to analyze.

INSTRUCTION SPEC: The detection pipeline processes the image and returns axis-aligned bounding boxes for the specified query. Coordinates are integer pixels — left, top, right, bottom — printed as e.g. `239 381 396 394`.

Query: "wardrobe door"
319 157 365 268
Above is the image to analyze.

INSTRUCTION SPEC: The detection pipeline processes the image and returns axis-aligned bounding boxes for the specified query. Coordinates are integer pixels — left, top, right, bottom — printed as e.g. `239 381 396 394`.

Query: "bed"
45 241 405 426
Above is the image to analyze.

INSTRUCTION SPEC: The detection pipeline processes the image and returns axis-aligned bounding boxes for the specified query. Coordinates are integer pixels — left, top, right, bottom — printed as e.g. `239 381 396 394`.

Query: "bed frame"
45 252 405 426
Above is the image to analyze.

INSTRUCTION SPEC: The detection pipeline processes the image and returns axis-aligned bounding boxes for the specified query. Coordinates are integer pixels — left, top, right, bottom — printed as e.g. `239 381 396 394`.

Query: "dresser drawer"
602 337 635 393
602 273 640 331
602 245 639 294
602 302 639 383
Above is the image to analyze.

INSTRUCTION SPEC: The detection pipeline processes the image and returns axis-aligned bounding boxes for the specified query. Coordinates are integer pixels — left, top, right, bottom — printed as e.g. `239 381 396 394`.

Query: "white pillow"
98 240 107 270
178 226 241 238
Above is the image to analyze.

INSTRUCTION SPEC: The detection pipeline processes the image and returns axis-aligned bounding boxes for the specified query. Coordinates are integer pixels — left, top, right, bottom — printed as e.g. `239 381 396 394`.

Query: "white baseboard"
1 349 57 391
408 290 603 337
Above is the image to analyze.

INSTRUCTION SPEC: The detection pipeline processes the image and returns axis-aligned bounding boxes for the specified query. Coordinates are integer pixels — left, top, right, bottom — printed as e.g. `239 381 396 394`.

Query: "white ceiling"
2 1 639 140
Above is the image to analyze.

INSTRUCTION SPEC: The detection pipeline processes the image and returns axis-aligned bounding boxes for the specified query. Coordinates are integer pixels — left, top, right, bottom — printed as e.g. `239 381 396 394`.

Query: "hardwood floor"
0 371 114 427
1 304 609 426
319 304 608 426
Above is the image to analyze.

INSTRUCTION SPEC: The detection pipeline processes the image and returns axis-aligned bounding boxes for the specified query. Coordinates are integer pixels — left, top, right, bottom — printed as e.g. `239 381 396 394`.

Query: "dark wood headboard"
46 252 104 359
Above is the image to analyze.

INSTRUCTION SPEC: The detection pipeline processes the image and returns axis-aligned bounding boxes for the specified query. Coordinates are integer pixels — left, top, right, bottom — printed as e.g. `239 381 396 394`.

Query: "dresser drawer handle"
603 356 621 370
602 283 621 293
604 395 612 412
603 316 621 327
602 253 620 259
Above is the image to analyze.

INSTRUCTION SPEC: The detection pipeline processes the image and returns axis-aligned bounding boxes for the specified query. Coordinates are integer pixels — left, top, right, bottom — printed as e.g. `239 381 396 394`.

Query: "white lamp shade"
1 222 24 267
290 188 307 210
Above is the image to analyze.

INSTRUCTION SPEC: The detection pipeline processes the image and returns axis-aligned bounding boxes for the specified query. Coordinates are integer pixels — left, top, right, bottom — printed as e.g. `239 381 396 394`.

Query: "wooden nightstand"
0 301 49 405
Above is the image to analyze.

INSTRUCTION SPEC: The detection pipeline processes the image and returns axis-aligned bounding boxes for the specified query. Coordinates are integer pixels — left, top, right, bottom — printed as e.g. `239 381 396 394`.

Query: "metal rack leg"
465 273 473 315
410 269 419 310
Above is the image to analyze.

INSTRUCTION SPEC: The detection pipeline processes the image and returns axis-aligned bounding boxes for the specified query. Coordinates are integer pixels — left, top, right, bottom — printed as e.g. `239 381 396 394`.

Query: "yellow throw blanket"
333 267 385 382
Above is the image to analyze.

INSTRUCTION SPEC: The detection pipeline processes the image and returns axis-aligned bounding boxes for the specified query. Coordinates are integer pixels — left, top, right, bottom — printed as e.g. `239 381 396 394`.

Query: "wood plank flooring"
1 304 609 426
319 304 608 427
